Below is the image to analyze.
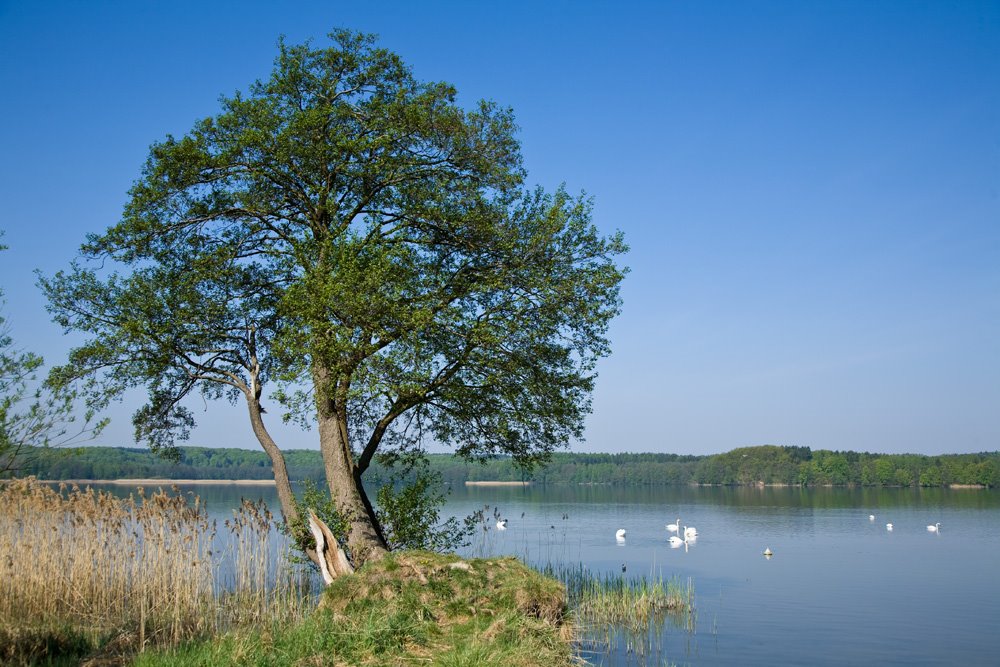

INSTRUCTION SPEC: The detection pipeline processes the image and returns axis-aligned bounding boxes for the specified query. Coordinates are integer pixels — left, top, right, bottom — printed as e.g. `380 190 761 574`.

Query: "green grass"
0 626 110 667
134 551 574 667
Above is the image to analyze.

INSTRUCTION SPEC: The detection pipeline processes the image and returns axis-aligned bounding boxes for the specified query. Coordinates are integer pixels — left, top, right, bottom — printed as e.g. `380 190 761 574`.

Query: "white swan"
666 518 680 533
615 528 627 540
496 519 507 530
927 522 940 532
886 523 893 531
683 525 698 538
869 514 875 521
668 535 685 548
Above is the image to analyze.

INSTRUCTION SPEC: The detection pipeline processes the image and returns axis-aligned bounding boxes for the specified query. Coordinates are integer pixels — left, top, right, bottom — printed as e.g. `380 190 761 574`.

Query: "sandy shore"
464 480 531 486
33 478 277 486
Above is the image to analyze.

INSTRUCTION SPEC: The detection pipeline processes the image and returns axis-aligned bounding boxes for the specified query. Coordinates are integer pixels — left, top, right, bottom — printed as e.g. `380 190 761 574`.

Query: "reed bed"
220 498 316 628
0 477 314 663
563 567 693 630
543 562 695 661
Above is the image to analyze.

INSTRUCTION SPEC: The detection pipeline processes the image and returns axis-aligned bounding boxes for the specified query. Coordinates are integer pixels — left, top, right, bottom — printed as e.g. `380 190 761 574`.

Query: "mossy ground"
133 551 574 667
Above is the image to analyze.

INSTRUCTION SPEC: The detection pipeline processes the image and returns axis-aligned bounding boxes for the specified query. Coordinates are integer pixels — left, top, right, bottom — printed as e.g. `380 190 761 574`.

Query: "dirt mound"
323 551 565 624
318 550 572 665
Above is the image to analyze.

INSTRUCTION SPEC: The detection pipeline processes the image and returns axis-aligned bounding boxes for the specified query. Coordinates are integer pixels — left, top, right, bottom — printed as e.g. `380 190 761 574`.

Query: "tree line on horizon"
11 444 999 488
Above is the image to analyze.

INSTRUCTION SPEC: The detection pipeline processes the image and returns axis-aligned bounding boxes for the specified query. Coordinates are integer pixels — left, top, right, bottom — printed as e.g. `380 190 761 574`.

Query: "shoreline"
12 478 988 489
29 478 277 486
464 480 532 486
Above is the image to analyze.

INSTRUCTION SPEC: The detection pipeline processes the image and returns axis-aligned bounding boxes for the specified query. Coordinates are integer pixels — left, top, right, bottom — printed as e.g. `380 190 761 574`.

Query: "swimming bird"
615 528 626 540
683 525 698 538
927 522 941 532
666 518 680 533
621 563 627 573
496 519 508 530
668 535 685 548
869 514 875 521
886 523 893 531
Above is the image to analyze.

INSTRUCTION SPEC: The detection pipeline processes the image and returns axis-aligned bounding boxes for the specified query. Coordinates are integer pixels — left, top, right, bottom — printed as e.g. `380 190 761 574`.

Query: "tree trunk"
317 409 389 565
246 399 299 525
246 396 340 575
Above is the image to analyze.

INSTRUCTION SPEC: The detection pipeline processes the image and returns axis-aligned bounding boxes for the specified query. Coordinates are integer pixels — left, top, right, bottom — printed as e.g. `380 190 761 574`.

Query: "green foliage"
15 444 1000 489
373 454 470 551
705 445 801 485
694 446 1000 488
0 312 43 472
41 28 626 460
920 466 944 487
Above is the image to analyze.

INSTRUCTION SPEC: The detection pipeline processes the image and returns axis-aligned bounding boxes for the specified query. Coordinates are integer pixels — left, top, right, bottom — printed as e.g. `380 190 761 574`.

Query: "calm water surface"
448 485 1000 666
95 482 1000 665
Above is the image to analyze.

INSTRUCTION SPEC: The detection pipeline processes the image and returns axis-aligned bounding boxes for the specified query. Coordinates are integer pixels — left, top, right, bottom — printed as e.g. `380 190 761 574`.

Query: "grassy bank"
132 557 697 666
136 552 694 667
137 551 573 667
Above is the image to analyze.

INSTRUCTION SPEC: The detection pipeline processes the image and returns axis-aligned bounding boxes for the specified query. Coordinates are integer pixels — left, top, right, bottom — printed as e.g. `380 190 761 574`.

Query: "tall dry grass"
220 497 315 628
0 477 314 659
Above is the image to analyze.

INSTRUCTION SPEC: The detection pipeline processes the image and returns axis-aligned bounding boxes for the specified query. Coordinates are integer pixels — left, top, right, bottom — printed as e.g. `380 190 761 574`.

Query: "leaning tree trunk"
247 399 300 526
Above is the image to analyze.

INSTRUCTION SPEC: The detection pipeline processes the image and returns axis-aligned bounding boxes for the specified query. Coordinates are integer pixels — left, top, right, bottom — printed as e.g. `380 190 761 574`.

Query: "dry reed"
220 498 315 627
0 477 314 659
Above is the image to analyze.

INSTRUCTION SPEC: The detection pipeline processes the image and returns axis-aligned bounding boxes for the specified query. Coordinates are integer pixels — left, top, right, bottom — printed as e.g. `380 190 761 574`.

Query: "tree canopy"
41 29 627 568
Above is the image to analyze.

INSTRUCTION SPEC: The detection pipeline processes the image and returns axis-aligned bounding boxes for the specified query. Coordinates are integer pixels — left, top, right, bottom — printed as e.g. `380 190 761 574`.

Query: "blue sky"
1 1 997 456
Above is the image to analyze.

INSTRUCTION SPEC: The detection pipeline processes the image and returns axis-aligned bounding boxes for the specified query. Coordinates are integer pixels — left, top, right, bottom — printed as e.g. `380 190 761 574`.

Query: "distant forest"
10 444 1000 488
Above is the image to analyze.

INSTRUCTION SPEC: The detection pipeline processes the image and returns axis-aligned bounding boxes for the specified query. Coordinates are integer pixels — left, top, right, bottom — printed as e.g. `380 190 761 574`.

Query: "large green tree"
41 30 627 568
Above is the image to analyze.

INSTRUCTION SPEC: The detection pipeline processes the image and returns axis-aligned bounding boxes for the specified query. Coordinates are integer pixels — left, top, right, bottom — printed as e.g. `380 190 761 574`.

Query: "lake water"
91 482 1000 666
